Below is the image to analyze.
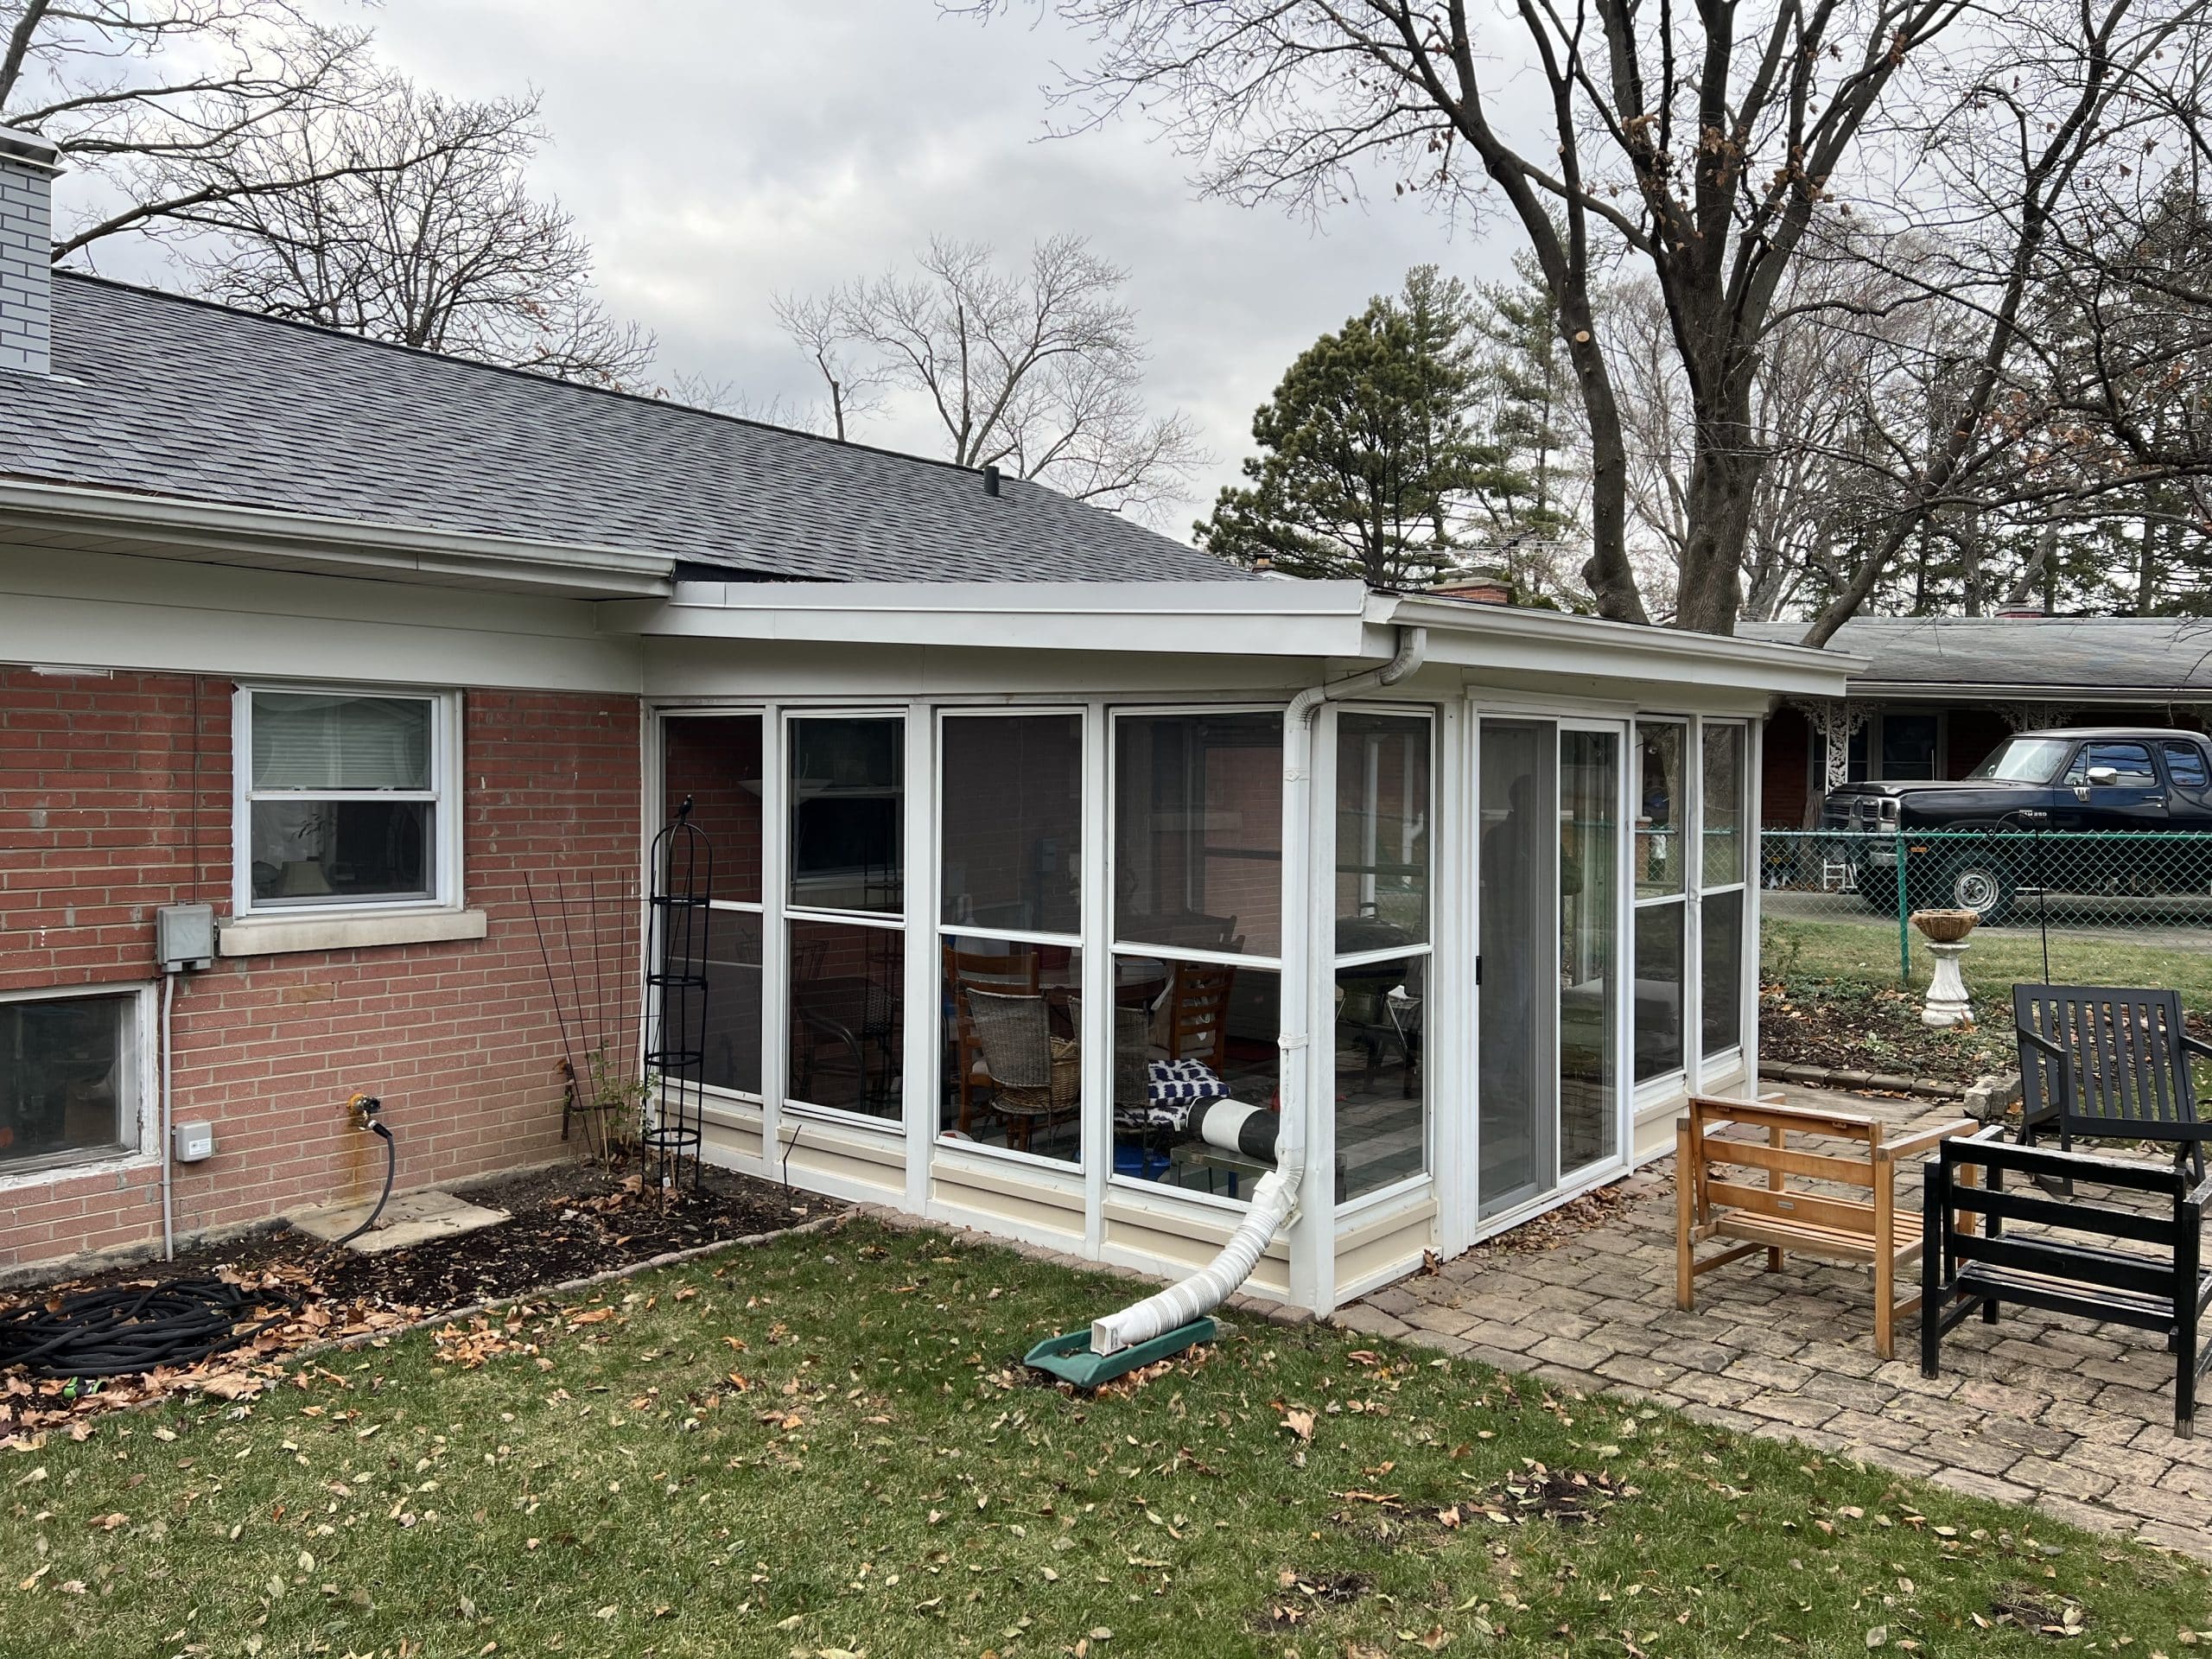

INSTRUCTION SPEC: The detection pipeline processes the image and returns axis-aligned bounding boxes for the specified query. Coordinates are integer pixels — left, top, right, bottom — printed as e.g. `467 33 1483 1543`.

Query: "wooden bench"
1676 1094 1975 1359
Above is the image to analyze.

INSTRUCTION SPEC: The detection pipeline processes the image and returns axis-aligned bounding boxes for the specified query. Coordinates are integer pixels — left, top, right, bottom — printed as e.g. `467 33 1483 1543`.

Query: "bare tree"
159 75 652 386
1 0 388 259
768 291 886 442
778 234 1204 518
962 0 2212 635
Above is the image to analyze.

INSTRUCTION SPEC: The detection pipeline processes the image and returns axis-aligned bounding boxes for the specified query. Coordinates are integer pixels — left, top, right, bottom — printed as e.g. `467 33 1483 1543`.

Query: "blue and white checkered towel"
1147 1058 1232 1106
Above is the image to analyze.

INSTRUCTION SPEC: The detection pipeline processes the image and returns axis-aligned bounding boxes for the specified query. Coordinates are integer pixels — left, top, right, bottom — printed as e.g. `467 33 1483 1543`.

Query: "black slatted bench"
1922 1128 2212 1438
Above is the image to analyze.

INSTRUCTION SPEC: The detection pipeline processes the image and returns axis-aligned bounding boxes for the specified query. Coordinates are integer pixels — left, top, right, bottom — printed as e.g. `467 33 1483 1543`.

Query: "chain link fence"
1763 828 2212 986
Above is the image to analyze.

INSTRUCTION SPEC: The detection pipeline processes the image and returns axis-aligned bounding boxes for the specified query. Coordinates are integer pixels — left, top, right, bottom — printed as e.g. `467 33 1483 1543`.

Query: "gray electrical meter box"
156 903 216 972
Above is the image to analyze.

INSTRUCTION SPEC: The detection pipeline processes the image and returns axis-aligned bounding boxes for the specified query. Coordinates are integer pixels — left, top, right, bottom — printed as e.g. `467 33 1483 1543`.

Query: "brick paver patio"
1332 1088 2212 1561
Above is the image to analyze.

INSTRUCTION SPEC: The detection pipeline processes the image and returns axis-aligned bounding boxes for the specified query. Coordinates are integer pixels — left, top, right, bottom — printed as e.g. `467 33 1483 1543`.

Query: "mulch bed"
1760 978 2014 1084
1 1160 830 1450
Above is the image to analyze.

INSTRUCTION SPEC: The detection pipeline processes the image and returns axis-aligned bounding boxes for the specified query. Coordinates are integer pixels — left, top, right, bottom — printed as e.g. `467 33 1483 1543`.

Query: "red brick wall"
1761 706 1813 828
0 670 641 1271
1944 708 2012 779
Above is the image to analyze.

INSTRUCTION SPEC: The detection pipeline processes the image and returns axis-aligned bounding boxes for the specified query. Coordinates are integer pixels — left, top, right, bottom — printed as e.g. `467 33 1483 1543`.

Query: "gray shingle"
1739 615 2212 692
0 274 1249 585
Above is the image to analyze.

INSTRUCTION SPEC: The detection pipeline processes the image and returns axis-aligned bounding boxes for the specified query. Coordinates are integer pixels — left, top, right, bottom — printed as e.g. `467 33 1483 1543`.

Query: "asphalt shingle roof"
1738 614 2212 692
0 273 1245 584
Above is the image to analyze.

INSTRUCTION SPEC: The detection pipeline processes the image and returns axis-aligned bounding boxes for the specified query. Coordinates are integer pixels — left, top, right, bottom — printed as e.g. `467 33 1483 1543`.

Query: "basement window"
235 686 461 914
0 988 141 1173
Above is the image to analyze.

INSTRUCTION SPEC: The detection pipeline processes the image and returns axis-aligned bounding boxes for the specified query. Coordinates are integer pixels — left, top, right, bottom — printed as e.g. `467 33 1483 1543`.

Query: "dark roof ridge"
48 266 1014 488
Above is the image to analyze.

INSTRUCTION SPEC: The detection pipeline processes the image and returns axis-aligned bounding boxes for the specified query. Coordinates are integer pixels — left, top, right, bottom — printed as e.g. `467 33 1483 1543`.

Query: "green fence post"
1895 829 1912 987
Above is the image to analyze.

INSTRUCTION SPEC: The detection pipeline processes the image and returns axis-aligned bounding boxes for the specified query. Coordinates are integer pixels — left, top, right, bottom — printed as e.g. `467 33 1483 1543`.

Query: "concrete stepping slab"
291 1188 510 1255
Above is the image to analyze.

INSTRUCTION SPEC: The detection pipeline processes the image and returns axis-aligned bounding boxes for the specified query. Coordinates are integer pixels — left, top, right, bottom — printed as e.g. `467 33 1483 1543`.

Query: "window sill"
218 907 489 957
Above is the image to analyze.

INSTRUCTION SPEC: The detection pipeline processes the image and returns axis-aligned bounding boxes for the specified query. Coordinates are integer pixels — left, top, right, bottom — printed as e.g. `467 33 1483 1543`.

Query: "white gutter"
0 478 676 598
1089 625 1428 1354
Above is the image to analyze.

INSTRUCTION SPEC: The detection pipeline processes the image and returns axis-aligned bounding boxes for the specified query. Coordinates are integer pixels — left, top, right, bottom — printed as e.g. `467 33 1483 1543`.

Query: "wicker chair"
944 946 1039 1132
962 988 1077 1154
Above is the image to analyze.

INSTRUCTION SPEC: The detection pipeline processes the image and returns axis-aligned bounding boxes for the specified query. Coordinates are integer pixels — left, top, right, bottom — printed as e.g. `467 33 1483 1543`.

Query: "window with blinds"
239 689 451 911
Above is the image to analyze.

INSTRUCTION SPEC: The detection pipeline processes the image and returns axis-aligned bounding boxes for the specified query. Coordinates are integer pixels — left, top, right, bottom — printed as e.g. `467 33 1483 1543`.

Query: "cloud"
362 2 1520 523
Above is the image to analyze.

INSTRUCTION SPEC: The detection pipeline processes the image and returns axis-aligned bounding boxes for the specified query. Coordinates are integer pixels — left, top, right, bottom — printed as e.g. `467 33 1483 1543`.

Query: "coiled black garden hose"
0 1278 295 1378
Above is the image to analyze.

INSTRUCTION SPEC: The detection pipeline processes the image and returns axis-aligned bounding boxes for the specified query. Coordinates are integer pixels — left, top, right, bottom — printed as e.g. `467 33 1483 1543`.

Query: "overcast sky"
337 1 1517 531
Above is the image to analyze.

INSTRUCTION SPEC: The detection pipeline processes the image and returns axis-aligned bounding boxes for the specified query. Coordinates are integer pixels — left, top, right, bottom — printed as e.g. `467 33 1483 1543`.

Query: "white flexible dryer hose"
1091 1164 1299 1353
1084 624 1427 1355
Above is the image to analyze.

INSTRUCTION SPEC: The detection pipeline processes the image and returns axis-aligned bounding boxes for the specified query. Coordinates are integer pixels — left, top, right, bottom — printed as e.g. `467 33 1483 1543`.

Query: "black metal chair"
1923 1128 2211 1438
2013 984 2211 1181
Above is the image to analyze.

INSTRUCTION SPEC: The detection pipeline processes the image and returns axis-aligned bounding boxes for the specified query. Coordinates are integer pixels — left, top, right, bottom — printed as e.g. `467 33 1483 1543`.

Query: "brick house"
0 127 1853 1312
1743 613 2212 827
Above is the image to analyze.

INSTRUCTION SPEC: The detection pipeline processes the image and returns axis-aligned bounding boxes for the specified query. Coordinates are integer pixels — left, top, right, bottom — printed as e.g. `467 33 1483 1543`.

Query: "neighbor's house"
1744 613 2212 827
0 129 1853 1310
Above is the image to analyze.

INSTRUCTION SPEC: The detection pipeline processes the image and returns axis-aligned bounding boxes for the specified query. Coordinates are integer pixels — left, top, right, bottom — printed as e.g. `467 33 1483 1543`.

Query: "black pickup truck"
1818 727 2212 925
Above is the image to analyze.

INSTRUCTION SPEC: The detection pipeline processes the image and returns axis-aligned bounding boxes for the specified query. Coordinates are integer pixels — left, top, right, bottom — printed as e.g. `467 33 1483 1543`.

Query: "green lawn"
4 1218 2208 1657
1766 917 2212 1021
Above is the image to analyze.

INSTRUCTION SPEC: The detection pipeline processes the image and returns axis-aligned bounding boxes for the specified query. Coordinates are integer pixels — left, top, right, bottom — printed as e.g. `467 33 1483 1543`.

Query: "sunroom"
636 579 1855 1315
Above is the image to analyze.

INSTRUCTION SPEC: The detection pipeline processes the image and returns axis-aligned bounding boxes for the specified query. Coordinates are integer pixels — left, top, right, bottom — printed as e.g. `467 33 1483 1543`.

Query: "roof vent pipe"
1084 624 1428 1357
982 464 1001 498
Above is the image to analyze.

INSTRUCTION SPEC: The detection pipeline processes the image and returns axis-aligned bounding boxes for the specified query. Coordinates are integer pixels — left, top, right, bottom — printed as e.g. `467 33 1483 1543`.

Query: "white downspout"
1090 625 1428 1355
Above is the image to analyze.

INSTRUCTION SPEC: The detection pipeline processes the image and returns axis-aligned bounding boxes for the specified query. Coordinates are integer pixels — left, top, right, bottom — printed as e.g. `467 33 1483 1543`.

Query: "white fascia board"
1374 594 1866 699
0 478 675 598
604 578 1377 658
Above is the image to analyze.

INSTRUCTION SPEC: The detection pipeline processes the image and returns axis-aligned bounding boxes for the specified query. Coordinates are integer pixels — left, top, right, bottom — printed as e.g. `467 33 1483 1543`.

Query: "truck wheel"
1940 856 2014 926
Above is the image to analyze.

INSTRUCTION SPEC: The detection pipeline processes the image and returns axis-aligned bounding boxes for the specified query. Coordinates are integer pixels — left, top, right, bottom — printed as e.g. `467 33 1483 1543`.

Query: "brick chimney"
0 126 60 377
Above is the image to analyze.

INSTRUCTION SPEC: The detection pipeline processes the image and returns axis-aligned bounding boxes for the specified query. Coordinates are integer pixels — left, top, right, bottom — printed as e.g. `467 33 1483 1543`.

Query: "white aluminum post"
760 706 788 1185
903 704 932 1211
1080 699 1111 1256
1296 702 1338 1313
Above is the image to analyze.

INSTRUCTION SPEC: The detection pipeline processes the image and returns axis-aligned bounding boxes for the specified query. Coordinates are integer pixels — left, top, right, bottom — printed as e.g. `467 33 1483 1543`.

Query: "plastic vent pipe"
1089 624 1427 1355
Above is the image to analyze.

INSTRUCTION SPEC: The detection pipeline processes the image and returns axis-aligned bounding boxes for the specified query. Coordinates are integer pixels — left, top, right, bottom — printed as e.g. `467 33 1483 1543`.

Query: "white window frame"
1104 702 1289 1214
1327 702 1436 1215
934 705 1090 1173
1630 715 1690 1092
0 982 156 1186
659 707 769 1107
1696 718 1752 1070
232 683 463 919
780 707 909 1131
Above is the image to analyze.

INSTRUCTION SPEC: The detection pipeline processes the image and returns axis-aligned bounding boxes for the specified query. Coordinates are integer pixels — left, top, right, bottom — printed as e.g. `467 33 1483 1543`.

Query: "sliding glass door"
1476 716 1624 1222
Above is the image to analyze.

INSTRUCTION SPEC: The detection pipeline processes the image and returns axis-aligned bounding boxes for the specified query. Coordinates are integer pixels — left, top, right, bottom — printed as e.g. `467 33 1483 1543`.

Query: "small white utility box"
171 1121 215 1163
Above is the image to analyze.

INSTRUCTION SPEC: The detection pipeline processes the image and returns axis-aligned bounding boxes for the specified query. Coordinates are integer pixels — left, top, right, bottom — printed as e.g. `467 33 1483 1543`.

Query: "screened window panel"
1701 724 1746 888
701 908 765 1096
1701 889 1744 1054
1634 722 1685 899
1633 901 1685 1082
1334 956 1424 1201
941 715 1082 933
664 715 766 906
1335 712 1431 947
1114 713 1281 958
252 693 432 791
790 717 904 913
788 919 905 1120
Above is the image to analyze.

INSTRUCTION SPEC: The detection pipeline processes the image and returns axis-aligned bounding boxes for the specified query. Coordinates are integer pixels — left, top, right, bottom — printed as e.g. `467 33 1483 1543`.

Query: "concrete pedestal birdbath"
1911 908 1980 1029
